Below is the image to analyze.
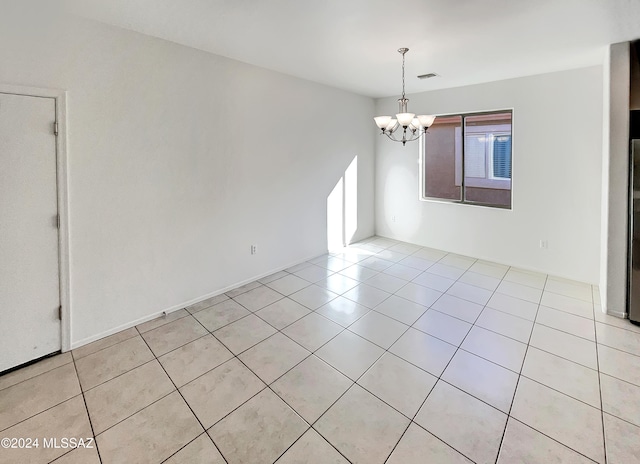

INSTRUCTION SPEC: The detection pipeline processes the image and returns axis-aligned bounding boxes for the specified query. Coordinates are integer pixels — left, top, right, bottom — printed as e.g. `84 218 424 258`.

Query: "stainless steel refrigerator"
629 139 640 324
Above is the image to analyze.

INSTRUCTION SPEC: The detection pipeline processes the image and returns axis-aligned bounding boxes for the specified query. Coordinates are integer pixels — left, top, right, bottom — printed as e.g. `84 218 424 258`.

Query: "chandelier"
374 48 436 146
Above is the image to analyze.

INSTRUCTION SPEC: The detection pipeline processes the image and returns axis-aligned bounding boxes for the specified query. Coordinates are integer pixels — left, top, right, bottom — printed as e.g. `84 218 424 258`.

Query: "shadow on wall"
327 156 358 251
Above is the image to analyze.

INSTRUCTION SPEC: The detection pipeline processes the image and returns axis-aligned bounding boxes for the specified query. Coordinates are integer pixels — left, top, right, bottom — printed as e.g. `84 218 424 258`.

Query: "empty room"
1 0 640 463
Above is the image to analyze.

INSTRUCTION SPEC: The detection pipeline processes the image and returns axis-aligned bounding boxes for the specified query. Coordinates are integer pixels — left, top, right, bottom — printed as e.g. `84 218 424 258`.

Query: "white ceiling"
70 0 640 98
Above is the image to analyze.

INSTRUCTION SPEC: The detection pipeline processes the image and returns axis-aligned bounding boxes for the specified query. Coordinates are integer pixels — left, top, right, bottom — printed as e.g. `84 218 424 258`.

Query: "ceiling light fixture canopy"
374 48 436 146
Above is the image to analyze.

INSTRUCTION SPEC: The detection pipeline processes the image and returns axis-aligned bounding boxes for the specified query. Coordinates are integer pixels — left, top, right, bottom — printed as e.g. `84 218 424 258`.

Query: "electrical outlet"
539 240 548 249
250 244 257 255
391 215 396 223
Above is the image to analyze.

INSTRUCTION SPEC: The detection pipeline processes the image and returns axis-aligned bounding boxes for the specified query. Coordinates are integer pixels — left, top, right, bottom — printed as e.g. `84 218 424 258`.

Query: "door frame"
0 84 71 352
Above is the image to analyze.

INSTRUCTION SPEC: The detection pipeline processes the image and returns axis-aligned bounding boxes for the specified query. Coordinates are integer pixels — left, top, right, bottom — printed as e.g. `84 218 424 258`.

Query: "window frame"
419 108 514 210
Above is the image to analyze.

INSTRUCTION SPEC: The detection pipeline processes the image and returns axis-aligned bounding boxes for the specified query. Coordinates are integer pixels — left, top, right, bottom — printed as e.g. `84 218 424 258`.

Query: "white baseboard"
605 309 627 319
70 251 326 350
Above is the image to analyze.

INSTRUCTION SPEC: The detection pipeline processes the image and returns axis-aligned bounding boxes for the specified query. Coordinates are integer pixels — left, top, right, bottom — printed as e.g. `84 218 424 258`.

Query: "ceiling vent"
417 73 438 79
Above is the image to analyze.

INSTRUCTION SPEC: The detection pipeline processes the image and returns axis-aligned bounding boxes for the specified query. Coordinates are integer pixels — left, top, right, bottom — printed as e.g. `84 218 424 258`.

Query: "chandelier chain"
401 51 406 100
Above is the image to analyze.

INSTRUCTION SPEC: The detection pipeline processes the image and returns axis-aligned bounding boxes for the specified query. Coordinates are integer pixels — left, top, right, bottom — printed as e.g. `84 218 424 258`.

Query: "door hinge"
58 305 62 320
56 214 60 229
53 121 59 136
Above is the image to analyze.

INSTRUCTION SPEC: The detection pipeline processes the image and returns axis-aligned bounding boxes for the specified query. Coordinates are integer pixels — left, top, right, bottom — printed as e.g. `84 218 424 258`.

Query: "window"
422 110 512 208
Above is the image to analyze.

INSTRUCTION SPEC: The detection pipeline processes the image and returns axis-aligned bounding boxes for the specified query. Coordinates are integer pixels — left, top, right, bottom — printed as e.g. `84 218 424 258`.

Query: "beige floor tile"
339 263 380 282
389 328 456 376
213 314 277 354
442 350 519 413
498 418 594 464
496 280 542 304
358 353 437 418
510 377 604 463
255 298 310 330
164 433 225 464
540 292 593 319
84 360 174 434
425 263 465 280
289 284 339 310
158 334 233 387
71 327 138 360
141 316 208 357
180 358 265 428
382 263 422 281
266 274 311 296
415 381 507 464
458 271 501 291
51 447 101 464
97 391 202 464
271 355 352 423
439 253 476 270
277 429 348 464
316 296 370 327
0 362 80 431
475 307 533 343
387 423 472 464
375 248 410 263
259 270 289 284
76 336 153 390
364 272 408 294
431 294 484 323
191 299 250 331
317 274 360 295
468 261 509 279
545 277 593 302
343 284 393 308
412 271 456 292
293 264 335 284
239 333 310 384
598 345 640 387
348 311 408 348
282 313 343 351
594 310 640 334
225 281 262 298
413 247 448 262
0 396 92 464
461 326 527 372
136 308 189 333
395 283 441 307
209 389 308 464
373 295 428 325
413 309 472 346
529 324 597 369
601 373 640 427
486 293 538 321
447 282 493 305
603 413 640 464
315 385 410 464
359 256 395 272
522 347 600 407
536 306 595 341
233 285 284 311
185 293 230 314
315 331 384 380
596 322 640 356
503 268 547 289
0 352 73 391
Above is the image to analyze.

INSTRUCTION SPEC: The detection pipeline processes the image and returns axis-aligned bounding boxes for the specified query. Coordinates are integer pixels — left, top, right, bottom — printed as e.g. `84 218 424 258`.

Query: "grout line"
593 299 608 464
70 359 104 464
134 324 230 464
491 271 544 463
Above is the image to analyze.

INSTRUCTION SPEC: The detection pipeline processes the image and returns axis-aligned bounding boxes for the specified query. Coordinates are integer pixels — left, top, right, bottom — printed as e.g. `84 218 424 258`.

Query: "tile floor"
1 236 640 463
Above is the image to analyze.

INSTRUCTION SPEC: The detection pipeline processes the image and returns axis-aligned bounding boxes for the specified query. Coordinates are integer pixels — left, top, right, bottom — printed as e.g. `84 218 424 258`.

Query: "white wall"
376 67 603 284
601 43 630 315
0 17 375 346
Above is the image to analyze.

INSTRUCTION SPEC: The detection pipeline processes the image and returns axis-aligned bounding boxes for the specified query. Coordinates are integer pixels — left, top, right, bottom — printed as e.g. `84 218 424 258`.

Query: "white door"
0 92 60 372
